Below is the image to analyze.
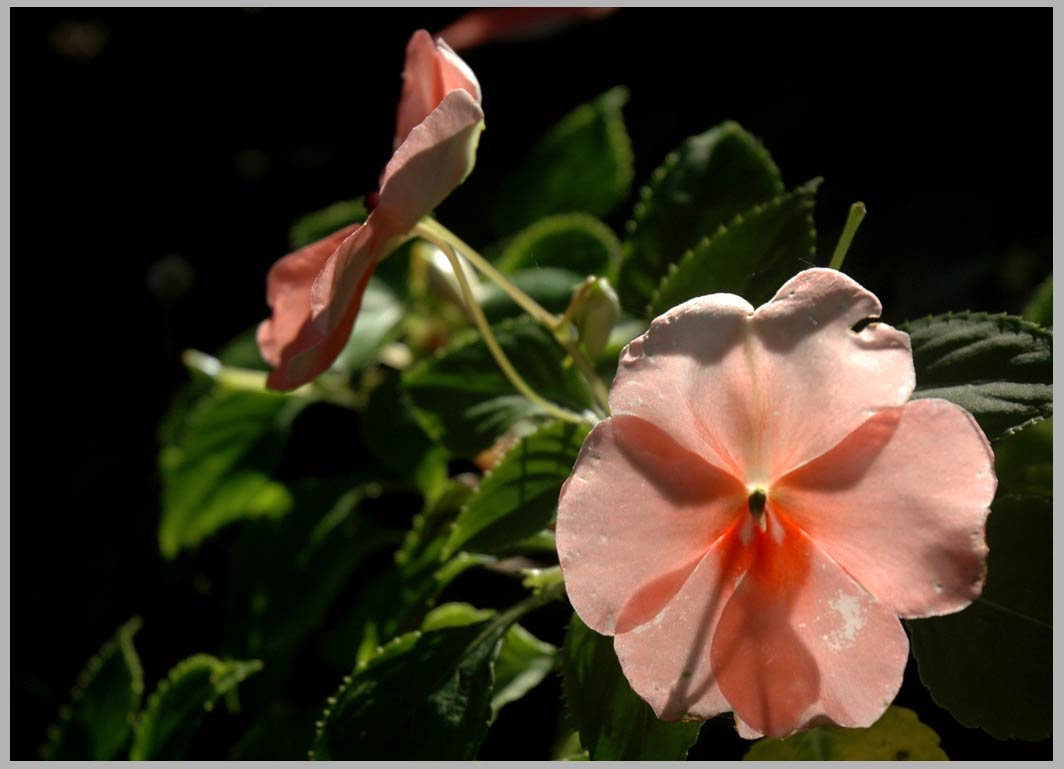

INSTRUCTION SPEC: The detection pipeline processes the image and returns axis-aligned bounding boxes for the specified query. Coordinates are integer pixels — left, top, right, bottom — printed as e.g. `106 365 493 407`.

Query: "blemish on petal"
823 590 865 651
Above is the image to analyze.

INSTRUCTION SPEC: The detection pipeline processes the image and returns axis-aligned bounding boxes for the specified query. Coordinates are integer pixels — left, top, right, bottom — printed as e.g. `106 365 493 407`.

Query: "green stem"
434 239 590 427
181 350 361 410
414 220 611 415
416 219 556 326
829 202 867 271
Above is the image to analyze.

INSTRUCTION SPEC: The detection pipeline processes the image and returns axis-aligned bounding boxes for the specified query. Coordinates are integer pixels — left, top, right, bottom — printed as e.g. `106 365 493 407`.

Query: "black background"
14 9 1052 760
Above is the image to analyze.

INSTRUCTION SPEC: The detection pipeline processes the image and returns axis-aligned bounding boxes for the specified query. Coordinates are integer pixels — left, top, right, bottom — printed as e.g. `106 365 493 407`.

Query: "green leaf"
907 495 1051 741
288 198 368 249
491 87 634 235
419 601 557 717
229 702 317 760
312 586 563 759
1022 274 1052 327
492 622 557 718
480 267 587 324
649 180 820 317
359 371 448 499
444 420 589 558
322 481 486 671
222 479 400 692
902 312 1053 441
403 317 594 458
158 387 300 558
129 655 262 760
332 278 403 373
743 706 947 760
993 416 1052 497
41 617 144 760
562 615 701 760
496 213 623 276
618 121 784 312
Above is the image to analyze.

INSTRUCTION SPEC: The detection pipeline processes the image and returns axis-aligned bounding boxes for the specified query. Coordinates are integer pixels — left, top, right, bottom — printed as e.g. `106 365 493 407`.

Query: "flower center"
748 488 768 531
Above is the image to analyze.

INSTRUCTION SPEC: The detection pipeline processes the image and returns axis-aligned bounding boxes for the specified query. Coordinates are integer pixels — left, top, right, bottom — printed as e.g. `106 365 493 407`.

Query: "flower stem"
829 202 867 271
431 238 590 427
414 219 612 415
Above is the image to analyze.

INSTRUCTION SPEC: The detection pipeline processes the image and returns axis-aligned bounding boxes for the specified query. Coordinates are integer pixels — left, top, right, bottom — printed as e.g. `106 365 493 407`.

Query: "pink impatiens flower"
556 268 996 739
256 30 483 390
437 7 617 52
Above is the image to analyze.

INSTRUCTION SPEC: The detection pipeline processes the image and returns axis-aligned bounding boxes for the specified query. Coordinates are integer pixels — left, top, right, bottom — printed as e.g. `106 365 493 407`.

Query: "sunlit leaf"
158 387 300 558
743 707 947 760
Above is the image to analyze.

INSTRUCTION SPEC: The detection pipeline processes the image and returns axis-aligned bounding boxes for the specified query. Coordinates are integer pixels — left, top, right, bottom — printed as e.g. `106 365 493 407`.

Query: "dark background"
14 9 1051 760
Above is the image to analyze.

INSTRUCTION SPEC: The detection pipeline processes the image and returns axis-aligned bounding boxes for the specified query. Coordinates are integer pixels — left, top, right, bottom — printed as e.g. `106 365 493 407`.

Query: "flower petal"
750 268 915 478
378 88 485 236
711 512 909 739
393 30 481 151
775 398 995 618
614 517 755 721
265 223 377 390
256 223 360 375
609 292 755 478
437 8 617 52
557 416 747 637
612 269 914 482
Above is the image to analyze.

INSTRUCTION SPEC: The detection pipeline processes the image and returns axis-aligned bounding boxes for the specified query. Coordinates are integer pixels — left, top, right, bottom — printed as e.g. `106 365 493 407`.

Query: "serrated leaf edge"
441 419 580 560
129 654 262 760
620 121 785 268
39 616 145 760
498 213 624 276
645 178 821 318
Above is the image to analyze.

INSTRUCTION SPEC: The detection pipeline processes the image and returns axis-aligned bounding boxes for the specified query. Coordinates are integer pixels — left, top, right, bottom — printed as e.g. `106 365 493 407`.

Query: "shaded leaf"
321 481 486 671
444 420 589 558
491 87 633 235
40 617 144 760
650 180 820 317
619 121 784 312
492 622 557 718
359 370 448 500
907 495 1051 741
158 387 300 558
312 586 563 759
743 706 947 760
481 267 587 323
288 198 367 249
222 479 400 693
403 317 594 458
129 655 262 760
419 600 556 717
1022 274 1052 327
229 702 317 760
902 312 1053 441
496 213 623 276
562 615 701 760
993 416 1052 497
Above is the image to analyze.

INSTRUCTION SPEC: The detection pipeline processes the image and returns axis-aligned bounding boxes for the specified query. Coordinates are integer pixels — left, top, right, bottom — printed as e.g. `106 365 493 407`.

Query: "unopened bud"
572 277 620 359
409 240 483 311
